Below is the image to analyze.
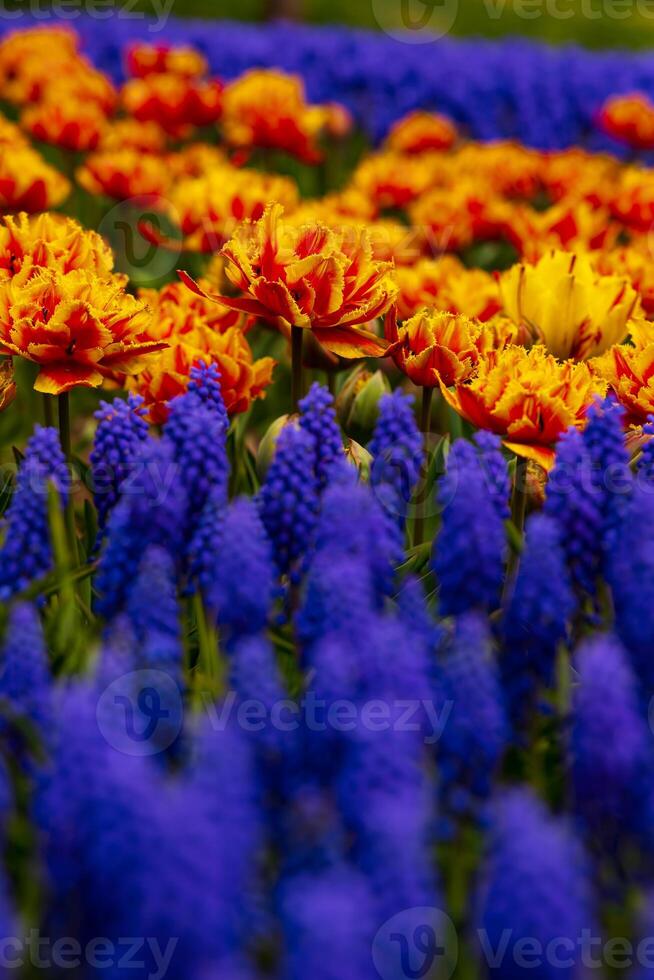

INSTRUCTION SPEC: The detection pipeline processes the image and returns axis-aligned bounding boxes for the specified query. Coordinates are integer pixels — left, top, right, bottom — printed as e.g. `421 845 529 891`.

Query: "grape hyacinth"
433 439 506 617
95 438 188 619
0 601 51 739
191 495 275 641
368 389 424 528
473 430 511 521
90 393 148 536
544 427 603 594
501 513 575 728
476 789 595 980
279 864 377 980
582 396 632 571
164 393 230 540
609 484 654 699
258 423 320 581
0 426 69 601
434 613 508 830
126 545 182 674
298 382 344 491
571 634 652 846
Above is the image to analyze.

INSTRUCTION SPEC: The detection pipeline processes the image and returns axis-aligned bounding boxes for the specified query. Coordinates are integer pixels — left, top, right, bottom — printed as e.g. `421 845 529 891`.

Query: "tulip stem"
42 395 54 428
58 393 71 462
507 454 529 579
291 326 304 411
413 386 434 548
420 385 434 439
58 392 77 559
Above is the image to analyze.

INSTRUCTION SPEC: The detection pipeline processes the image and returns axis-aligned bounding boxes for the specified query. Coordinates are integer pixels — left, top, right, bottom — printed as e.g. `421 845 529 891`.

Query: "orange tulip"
394 256 501 321
0 269 165 394
181 203 396 359
0 146 70 213
0 213 114 285
441 345 607 470
127 330 274 424
77 150 170 203
126 43 208 80
385 307 484 388
122 73 223 138
592 341 654 425
21 99 108 153
598 93 654 151
385 111 457 154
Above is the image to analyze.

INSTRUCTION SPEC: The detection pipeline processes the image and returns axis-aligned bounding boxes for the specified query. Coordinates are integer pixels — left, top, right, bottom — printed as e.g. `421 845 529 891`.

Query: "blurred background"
121 0 654 49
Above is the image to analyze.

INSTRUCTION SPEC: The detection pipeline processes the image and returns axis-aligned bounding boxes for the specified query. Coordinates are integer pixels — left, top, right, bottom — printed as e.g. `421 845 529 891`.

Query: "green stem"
58 392 71 462
413 386 434 548
58 392 77 561
291 326 304 412
507 454 529 579
42 395 54 428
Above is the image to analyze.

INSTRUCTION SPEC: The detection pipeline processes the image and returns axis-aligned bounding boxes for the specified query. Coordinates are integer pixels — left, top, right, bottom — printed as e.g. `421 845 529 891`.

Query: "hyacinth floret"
432 438 506 617
476 789 594 980
298 382 344 492
191 495 275 640
571 633 651 844
368 388 424 528
434 612 508 829
95 438 188 619
0 425 69 600
0 601 51 737
184 359 229 431
544 426 603 594
582 396 632 569
501 513 575 727
258 423 320 580
163 394 230 538
90 393 148 534
473 429 511 521
126 545 182 673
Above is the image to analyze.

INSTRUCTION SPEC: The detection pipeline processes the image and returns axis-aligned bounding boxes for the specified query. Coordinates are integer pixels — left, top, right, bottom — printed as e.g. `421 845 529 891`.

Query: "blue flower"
476 789 594 980
191 496 275 641
126 545 182 674
544 427 603 594
95 438 188 619
90 393 148 536
0 426 69 601
571 634 652 845
434 613 508 830
299 382 344 491
279 864 377 980
501 514 574 728
433 439 506 617
258 423 320 580
608 484 654 698
368 389 424 528
0 601 51 741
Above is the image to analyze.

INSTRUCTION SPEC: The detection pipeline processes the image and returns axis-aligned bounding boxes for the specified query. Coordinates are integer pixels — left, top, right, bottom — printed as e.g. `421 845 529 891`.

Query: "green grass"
124 0 654 49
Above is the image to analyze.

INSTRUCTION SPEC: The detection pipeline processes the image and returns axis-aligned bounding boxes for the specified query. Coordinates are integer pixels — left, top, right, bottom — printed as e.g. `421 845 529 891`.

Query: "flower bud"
256 413 292 481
